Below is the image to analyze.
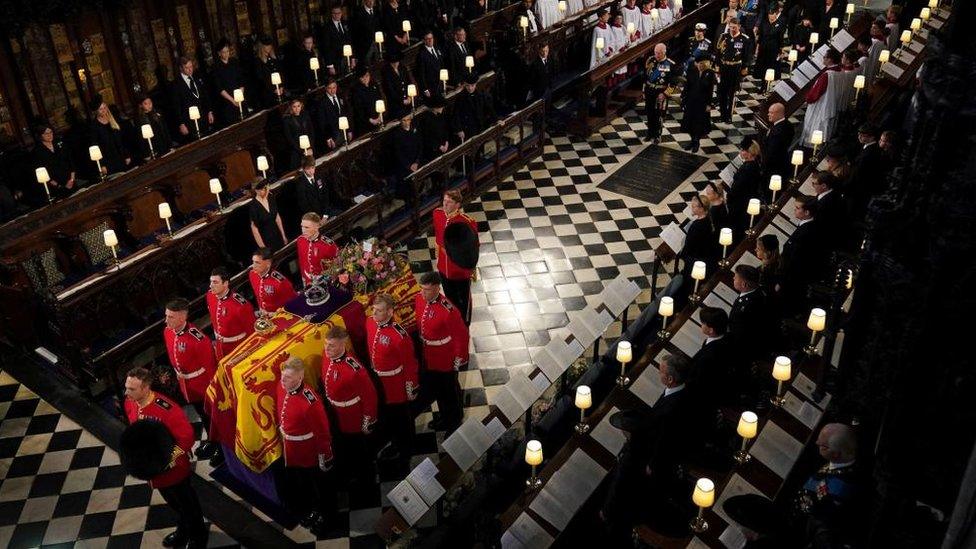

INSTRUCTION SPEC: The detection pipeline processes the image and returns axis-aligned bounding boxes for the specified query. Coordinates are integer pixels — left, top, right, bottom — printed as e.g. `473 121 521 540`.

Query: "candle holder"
805 308 826 355
717 228 733 268
574 385 592 434
689 478 714 533
689 261 706 304
657 297 674 340
745 199 762 237
615 342 632 387
733 411 758 464
770 356 791 407
525 440 543 489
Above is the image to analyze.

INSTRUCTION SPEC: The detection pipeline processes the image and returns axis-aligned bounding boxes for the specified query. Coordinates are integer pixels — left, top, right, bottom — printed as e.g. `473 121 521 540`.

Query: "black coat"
444 40 470 85
89 119 128 175
680 65 716 138
32 142 75 192
253 57 283 108
762 118 795 182
846 142 886 220
283 112 316 169
816 190 848 247
212 58 245 126
393 126 423 179
134 110 174 160
690 336 737 407
293 172 343 217
417 46 445 97
727 159 762 235
170 73 213 138
419 110 453 161
729 289 771 361
755 15 787 72
681 216 718 274
351 5 382 60
455 90 494 138
318 93 347 144
382 63 412 119
781 220 829 312
527 55 554 102
351 81 382 135
322 19 353 71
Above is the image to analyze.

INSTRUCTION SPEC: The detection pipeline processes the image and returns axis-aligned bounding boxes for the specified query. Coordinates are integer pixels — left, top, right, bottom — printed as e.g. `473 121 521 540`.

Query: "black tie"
332 97 339 112
188 77 199 97
460 43 466 54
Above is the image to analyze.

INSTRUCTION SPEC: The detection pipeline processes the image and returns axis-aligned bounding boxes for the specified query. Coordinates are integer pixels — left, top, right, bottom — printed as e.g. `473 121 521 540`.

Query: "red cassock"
433 208 478 280
206 291 256 359
297 235 339 287
163 323 217 404
249 269 297 315
275 382 334 468
124 392 194 489
414 294 470 373
366 317 420 404
321 353 379 435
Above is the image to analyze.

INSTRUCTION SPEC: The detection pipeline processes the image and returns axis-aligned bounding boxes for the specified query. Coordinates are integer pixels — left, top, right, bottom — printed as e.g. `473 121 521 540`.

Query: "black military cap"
464 73 479 85
608 409 653 432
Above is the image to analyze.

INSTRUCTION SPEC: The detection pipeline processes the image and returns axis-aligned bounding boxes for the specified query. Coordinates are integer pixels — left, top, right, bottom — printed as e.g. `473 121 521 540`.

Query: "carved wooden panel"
24 26 71 126
176 3 197 56
174 170 216 215
221 149 257 193
235 1 252 37
125 189 168 239
151 18 175 77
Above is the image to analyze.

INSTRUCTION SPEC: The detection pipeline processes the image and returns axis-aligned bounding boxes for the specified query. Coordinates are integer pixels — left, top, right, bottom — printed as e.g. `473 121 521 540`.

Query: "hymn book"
749 421 804 478
713 474 764 525
783 390 823 430
442 418 494 471
388 481 429 526
773 80 796 103
829 29 855 53
630 364 665 406
590 406 628 456
672 320 706 358
792 372 832 409
501 513 554 549
660 222 687 254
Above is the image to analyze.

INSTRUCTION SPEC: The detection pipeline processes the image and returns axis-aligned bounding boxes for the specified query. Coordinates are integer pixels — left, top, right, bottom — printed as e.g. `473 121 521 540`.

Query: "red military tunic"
124 391 194 489
433 208 479 280
366 317 420 404
275 382 334 468
297 235 339 287
249 269 297 315
321 353 379 435
163 322 217 404
414 293 470 373
206 291 256 359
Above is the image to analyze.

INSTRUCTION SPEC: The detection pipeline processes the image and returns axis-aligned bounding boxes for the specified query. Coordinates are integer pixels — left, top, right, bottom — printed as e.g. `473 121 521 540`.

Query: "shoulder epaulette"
271 271 286 281
302 388 317 403
438 297 454 311
393 323 409 338
344 356 360 369
154 397 172 410
233 293 248 305
188 327 205 341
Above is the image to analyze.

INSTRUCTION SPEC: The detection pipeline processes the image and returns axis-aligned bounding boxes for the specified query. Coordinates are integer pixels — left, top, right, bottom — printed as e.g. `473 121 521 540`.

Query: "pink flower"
358 258 368 267
364 251 372 260
338 273 350 284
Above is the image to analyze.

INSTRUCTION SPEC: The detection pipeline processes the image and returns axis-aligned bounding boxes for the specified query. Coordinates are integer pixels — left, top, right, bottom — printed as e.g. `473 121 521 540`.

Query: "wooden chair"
173 169 217 216
221 150 257 194
123 189 168 242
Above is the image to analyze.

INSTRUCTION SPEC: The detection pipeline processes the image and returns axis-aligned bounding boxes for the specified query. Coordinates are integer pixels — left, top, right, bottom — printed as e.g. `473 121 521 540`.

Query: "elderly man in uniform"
276 356 335 533
322 326 379 487
643 43 677 144
297 213 338 287
206 267 255 360
415 271 469 434
433 189 479 325
124 367 207 548
249 247 298 316
163 298 219 461
366 292 419 462
796 423 862 548
715 17 752 124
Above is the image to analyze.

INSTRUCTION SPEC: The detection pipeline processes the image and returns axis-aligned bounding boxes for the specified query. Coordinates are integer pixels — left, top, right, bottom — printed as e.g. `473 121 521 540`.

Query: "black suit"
762 118 795 182
690 336 737 407
351 81 382 135
444 40 469 85
816 190 847 248
454 89 494 139
781 220 829 313
170 73 213 140
392 125 423 184
681 217 718 276
382 63 412 119
351 6 382 62
417 46 444 97
846 142 885 221
727 159 762 236
253 57 282 108
318 94 347 145
729 289 770 362
293 173 343 218
322 19 353 72
527 55 554 102
283 112 316 170
419 109 453 161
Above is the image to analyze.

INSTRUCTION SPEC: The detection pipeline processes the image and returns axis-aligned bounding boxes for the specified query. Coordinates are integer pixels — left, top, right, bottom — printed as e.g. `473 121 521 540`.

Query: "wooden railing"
85 99 545 399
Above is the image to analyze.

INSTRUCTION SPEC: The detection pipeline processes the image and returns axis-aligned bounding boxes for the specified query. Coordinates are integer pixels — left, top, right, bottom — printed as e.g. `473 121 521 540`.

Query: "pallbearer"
433 189 479 325
206 267 255 359
366 293 419 461
276 356 336 533
162 298 219 460
297 213 339 287
415 272 469 434
249 247 297 316
321 326 379 486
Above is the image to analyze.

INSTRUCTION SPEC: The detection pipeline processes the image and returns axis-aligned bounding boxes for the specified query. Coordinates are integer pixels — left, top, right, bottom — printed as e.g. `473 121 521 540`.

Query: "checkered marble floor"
0 371 238 549
1 76 788 548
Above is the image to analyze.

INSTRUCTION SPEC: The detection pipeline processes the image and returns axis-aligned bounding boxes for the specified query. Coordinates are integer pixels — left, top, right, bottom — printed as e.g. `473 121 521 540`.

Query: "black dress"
213 58 245 127
680 65 716 141
135 110 174 160
254 57 282 109
89 119 128 175
249 198 285 252
283 112 316 170
32 142 75 198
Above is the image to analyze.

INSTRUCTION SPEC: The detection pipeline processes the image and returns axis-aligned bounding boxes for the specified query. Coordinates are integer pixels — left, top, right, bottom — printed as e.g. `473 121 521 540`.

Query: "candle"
829 17 839 35
36 167 50 184
343 44 353 59
375 31 384 55
465 55 475 70
854 75 865 89
718 227 733 247
233 88 244 103
651 8 659 20
910 18 921 31
299 134 311 152
920 7 930 20
692 478 715 508
691 261 706 281
808 307 827 332
188 106 201 120
879 49 890 64
402 19 411 40
407 84 417 97
626 22 635 36
270 72 282 86
845 2 854 23
375 99 386 125
158 202 172 219
309 57 320 71
791 149 804 179
928 0 937 8
900 30 912 45
338 116 349 131
519 15 529 28
558 0 566 11
737 411 758 439
615 340 632 385
89 146 103 161
440 68 449 93
210 178 223 209
809 32 819 46
747 198 761 216
103 229 118 248
772 355 792 381
525 440 543 465
256 155 269 179
575 385 592 410
141 124 154 139
595 37 605 51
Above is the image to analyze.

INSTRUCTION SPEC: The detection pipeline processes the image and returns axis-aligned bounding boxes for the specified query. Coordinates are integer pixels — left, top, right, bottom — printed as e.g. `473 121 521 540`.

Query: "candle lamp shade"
791 150 804 166
928 0 937 8
807 308 827 332
519 15 529 28
900 30 912 44
299 134 311 150
338 117 350 131
846 3 855 14
768 175 782 191
747 198 762 216
375 100 386 114
141 124 154 139
879 49 890 63
920 7 930 20
616 340 633 363
788 49 798 62
403 20 412 32
854 75 866 89
809 32 819 45
310 57 320 71
35 167 50 184
910 18 921 31
764 68 775 82
439 69 449 82
772 356 792 381
465 55 475 69
691 261 707 280
651 8 659 19
188 106 201 120
719 227 733 247
658 297 674 318
525 440 543 465
103 229 119 248
737 411 758 439
692 478 715 507
558 0 567 11
270 72 282 86
233 88 245 103
626 22 635 35
158 202 173 219
595 37 605 50
829 17 839 30
343 44 353 57
375 31 385 44
209 178 222 194
256 155 270 172
575 385 592 409
89 145 103 161
811 130 824 145
407 84 417 97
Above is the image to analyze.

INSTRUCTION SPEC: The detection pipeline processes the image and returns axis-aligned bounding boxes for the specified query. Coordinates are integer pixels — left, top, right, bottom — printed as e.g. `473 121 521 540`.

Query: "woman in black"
213 39 246 127
254 37 283 108
755 233 782 297
134 95 174 161
382 52 413 119
704 181 730 235
89 99 131 176
681 193 719 277
32 123 76 200
680 53 716 153
283 99 315 170
249 179 287 252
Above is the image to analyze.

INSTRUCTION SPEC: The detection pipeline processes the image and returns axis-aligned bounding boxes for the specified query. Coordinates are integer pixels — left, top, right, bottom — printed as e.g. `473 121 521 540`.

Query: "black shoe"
377 443 401 461
652 137 660 145
163 530 189 548
194 441 217 460
301 511 322 528
208 447 225 468
427 418 445 431
643 133 653 142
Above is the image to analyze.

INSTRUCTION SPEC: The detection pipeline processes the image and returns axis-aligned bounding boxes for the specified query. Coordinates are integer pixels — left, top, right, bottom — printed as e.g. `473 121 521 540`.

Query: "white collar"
797 218 812 226
664 384 685 397
818 188 833 199
738 289 755 298
704 335 723 345
863 141 877 149
829 459 855 470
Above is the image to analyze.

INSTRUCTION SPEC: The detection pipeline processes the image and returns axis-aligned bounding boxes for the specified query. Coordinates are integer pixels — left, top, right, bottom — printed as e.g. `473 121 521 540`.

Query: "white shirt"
738 288 755 299
817 188 833 200
829 459 855 470
663 384 685 397
797 217 812 227
704 335 723 346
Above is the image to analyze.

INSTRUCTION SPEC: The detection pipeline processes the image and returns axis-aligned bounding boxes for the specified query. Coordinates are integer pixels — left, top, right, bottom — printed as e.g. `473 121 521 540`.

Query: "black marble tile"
69 446 105 470
8 521 47 549
0 436 20 458
52 491 91 518
92 464 127 489
105 532 146 549
0 500 25 526
565 203 588 214
5 398 39 418
28 472 67 498
558 234 582 247
7 454 43 478
26 414 61 435
78 511 119 539
579 281 607 295
118 483 154 509
569 257 593 269
46 430 83 452
590 210 613 222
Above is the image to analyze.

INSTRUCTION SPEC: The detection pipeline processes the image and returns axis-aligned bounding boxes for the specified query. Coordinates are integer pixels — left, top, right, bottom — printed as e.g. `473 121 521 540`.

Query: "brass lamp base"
688 293 703 304
616 375 630 387
526 476 542 489
733 450 751 464
718 258 731 269
745 226 759 237
575 422 591 435
804 344 819 356
657 329 671 340
689 515 708 534
770 394 785 407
